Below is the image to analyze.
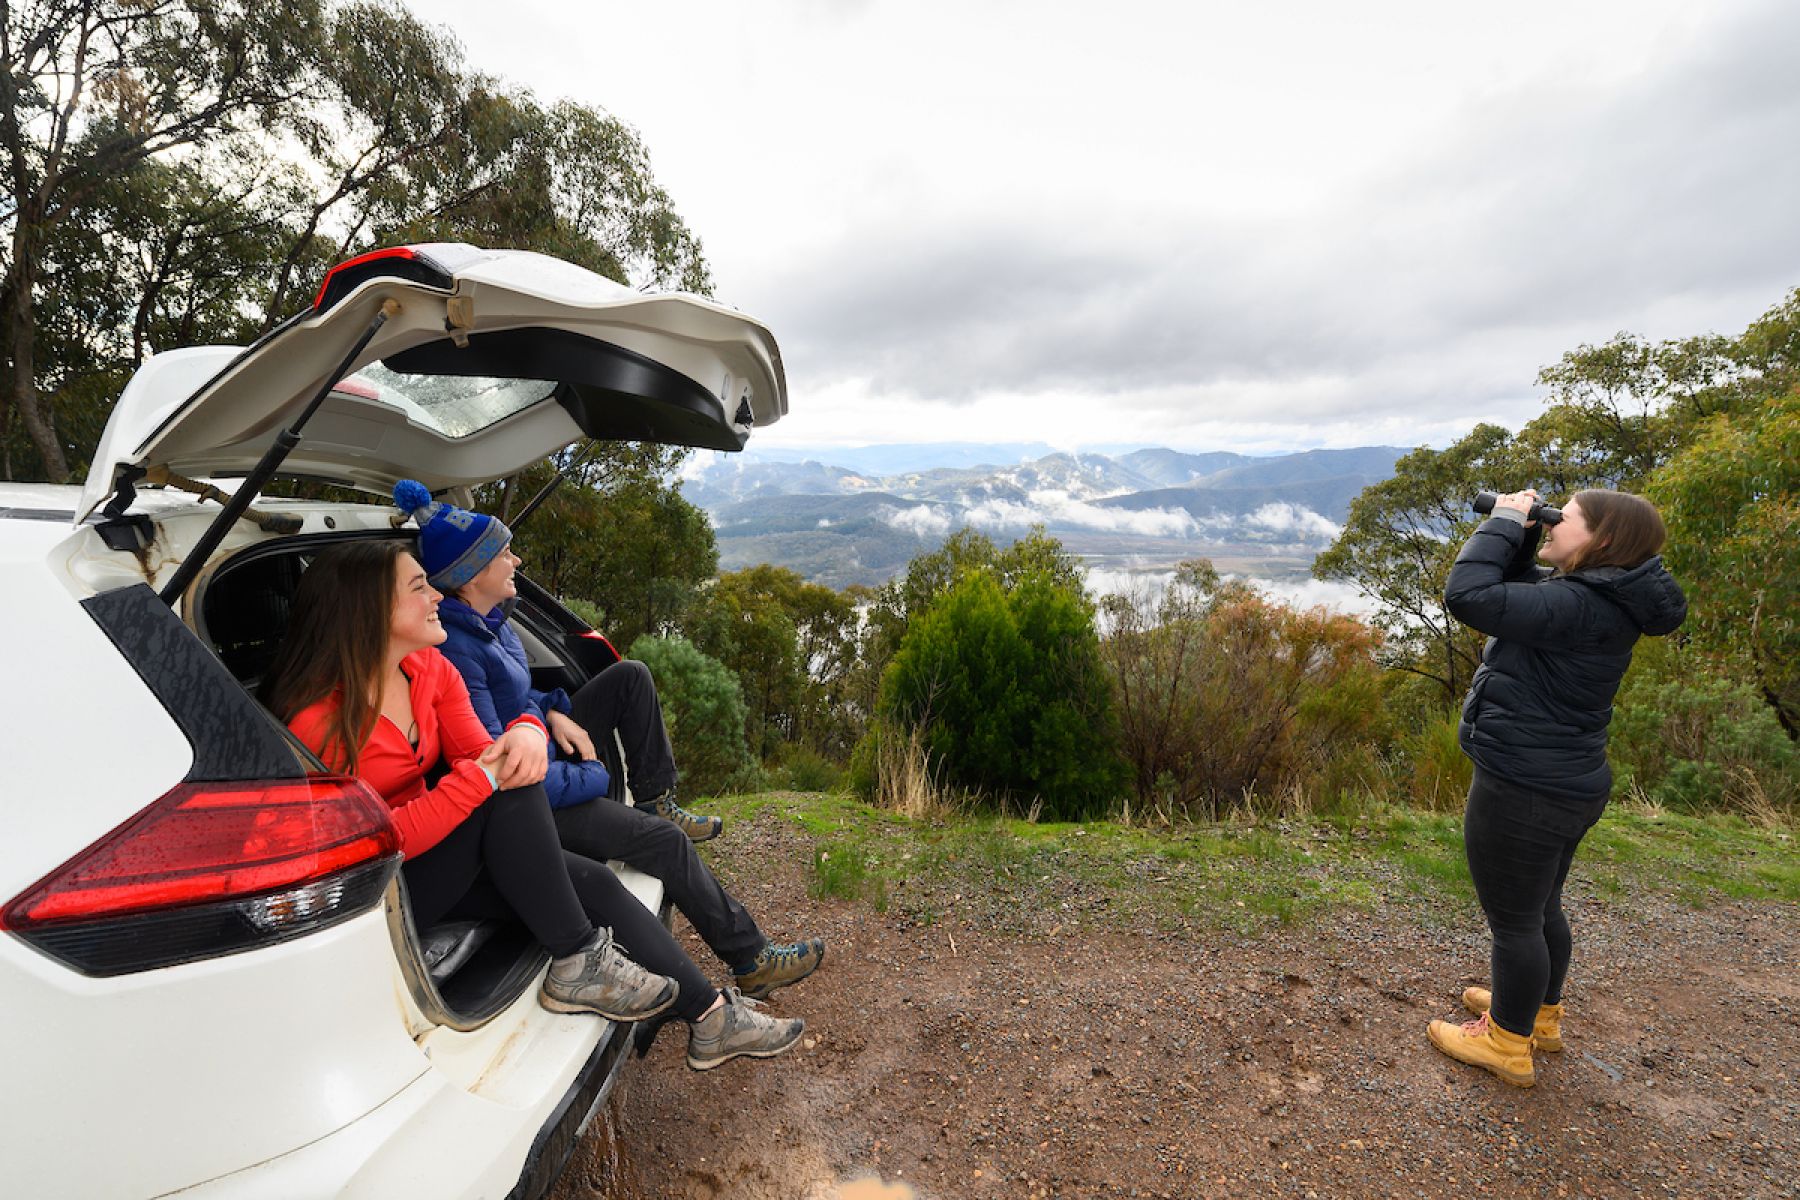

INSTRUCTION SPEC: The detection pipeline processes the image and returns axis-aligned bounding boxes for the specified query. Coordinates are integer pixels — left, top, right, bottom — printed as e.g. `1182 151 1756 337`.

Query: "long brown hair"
261 540 409 774
1561 489 1667 574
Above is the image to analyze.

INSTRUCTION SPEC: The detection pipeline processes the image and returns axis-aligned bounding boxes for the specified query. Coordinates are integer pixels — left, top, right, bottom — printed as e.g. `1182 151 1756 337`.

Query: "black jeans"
1462 768 1607 1036
402 782 717 1020
554 795 765 972
570 660 677 801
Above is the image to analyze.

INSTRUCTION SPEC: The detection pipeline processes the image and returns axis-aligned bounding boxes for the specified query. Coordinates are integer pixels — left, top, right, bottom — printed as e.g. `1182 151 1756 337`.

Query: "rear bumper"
165 1018 631 1200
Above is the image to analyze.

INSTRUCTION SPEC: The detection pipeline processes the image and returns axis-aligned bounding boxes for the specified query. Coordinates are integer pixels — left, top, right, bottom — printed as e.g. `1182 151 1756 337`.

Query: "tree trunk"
5 226 68 482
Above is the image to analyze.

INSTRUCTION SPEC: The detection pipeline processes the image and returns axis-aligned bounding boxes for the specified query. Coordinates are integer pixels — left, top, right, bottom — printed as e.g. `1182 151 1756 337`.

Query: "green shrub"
771 744 845 793
628 634 753 798
1398 712 1473 811
1612 663 1800 817
1102 563 1390 818
871 570 1128 820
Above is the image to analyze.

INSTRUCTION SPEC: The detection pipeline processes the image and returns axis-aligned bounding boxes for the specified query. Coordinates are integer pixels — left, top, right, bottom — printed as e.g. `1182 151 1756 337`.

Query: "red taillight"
2 776 400 976
312 246 417 308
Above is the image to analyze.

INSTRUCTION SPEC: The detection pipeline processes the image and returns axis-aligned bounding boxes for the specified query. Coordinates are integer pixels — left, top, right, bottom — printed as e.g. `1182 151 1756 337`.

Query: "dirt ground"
549 809 1800 1200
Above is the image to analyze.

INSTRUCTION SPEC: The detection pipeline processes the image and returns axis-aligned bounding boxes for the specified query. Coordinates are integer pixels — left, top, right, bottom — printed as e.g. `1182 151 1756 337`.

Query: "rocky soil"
550 809 1799 1200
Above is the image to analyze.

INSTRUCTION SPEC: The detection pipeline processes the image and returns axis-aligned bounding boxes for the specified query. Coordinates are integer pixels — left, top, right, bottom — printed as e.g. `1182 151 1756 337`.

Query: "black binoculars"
1473 491 1563 526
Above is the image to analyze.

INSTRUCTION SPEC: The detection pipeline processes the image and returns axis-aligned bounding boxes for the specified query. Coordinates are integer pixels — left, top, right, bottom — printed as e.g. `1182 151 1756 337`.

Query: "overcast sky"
431 0 1800 454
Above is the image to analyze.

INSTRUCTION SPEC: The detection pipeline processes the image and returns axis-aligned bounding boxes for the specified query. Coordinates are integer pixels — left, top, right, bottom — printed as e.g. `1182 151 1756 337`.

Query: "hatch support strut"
156 299 401 606
505 438 600 536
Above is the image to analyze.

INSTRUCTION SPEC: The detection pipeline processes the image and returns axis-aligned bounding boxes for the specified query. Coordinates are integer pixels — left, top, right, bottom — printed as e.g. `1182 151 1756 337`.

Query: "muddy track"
551 811 1799 1200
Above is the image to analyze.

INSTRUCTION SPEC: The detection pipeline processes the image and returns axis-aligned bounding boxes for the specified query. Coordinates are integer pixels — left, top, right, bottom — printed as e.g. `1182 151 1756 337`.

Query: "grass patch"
697 790 1798 933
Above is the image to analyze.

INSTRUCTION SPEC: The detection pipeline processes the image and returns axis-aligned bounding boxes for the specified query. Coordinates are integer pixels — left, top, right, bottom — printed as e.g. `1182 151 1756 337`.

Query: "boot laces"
763 942 805 969
1459 1012 1491 1038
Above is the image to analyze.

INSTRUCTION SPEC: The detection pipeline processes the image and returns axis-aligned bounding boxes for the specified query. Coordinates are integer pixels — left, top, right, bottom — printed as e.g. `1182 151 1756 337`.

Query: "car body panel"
76 246 786 522
0 907 431 1198
0 525 193 899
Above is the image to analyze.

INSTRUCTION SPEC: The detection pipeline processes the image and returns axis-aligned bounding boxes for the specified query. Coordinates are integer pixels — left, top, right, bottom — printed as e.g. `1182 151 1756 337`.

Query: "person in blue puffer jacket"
1427 487 1686 1090
396 480 826 1003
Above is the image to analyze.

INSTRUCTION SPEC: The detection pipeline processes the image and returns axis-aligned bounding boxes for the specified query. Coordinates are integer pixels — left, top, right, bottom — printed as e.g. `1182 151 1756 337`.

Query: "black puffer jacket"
1446 516 1687 801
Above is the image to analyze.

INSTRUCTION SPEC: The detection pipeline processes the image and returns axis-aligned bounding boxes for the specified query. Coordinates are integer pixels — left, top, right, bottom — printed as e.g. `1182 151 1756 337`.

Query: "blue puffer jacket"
1446 515 1687 802
437 598 610 809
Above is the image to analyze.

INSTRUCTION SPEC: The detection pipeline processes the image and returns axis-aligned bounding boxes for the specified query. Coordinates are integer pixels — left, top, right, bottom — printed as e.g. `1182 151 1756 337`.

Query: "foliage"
1393 712 1473 812
493 456 716 652
685 564 860 760
1648 387 1800 739
857 526 1082 692
2 0 711 482
769 744 846 794
1311 425 1509 704
871 565 1128 820
627 634 752 798
1102 560 1389 818
1611 642 1799 818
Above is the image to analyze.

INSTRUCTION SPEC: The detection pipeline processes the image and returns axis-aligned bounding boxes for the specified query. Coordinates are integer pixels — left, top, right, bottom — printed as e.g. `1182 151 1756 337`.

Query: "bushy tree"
492 455 716 652
1103 561 1386 816
873 567 1126 819
628 634 752 798
2 0 712 481
686 564 860 760
1648 386 1800 737
1312 424 1509 704
1611 642 1799 814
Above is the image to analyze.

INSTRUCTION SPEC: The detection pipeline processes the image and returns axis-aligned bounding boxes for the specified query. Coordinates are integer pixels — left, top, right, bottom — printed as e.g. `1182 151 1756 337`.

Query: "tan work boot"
1427 1011 1535 1087
1462 987 1564 1051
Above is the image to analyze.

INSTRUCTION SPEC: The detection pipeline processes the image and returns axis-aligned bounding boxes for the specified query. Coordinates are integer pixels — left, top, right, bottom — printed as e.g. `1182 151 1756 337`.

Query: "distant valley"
684 444 1408 593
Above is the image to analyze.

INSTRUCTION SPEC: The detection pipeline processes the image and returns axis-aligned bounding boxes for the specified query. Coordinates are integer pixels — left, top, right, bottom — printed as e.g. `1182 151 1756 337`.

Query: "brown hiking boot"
733 937 826 1000
644 787 723 842
1427 1011 1535 1087
1463 987 1564 1051
686 988 805 1070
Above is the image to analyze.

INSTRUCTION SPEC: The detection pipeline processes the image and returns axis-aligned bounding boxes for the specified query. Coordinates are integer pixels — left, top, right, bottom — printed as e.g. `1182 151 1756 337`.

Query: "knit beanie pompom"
391 478 512 591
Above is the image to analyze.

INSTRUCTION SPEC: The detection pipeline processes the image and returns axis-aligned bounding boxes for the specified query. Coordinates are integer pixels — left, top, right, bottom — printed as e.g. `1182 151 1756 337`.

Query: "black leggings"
1462 769 1606 1036
402 783 718 1020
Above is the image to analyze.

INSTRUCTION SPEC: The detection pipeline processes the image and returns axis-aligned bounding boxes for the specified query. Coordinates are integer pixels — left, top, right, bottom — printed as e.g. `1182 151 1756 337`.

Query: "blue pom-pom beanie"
392 480 513 591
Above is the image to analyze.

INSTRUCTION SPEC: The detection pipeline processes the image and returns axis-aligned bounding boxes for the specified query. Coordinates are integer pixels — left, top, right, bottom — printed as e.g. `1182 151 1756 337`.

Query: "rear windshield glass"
347 363 557 439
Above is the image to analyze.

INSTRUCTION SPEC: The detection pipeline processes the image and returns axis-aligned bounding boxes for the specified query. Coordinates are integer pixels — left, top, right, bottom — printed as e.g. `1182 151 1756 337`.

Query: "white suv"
0 244 785 1199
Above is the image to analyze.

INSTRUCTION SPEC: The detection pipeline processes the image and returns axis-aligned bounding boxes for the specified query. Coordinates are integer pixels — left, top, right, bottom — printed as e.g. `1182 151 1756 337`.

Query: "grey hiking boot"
644 787 723 843
733 937 826 1000
540 928 679 1022
686 987 805 1070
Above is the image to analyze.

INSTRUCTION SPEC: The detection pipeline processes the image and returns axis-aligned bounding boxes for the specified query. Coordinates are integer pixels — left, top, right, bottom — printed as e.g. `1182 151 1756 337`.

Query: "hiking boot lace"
1460 1013 1491 1038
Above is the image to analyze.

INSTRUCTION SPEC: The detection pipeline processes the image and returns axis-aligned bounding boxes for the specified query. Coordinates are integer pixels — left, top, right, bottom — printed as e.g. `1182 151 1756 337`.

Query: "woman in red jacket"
262 540 804 1068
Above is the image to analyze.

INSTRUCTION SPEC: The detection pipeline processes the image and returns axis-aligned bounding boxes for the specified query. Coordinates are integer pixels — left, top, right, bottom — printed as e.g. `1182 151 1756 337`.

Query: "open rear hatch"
77 243 787 524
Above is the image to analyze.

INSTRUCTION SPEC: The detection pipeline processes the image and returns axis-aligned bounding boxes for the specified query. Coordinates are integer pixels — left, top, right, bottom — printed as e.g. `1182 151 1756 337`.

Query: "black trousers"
570 660 677 801
1462 768 1606 1037
402 783 717 1021
553 794 765 972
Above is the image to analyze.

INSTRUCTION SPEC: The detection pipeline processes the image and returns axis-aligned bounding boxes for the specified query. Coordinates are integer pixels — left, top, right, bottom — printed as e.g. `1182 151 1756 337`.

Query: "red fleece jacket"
287 647 546 857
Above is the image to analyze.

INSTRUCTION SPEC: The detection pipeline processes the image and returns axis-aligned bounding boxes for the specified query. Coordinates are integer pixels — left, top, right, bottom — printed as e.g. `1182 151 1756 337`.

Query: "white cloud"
963 489 1199 537
880 504 952 537
1244 503 1343 541
1247 577 1382 619
1082 568 1379 622
429 0 1800 456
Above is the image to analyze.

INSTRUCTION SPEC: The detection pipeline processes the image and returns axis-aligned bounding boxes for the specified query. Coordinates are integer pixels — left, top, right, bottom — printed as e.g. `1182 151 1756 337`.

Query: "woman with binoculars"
1429 489 1686 1087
